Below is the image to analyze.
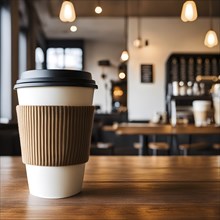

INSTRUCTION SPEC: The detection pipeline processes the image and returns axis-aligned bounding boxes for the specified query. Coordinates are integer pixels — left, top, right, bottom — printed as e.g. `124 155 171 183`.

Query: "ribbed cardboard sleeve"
16 106 94 166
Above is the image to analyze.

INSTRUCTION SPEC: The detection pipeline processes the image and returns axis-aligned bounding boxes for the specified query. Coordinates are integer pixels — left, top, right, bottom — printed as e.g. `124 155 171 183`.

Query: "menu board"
141 64 153 83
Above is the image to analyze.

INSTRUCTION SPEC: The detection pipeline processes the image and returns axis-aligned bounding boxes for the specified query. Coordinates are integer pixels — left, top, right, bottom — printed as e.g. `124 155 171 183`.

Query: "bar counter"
103 123 220 155
1 156 220 219
103 123 220 135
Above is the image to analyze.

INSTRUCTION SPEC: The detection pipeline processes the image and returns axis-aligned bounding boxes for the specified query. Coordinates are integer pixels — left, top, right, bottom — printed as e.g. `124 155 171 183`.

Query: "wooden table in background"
114 123 220 135
103 123 220 155
1 156 220 219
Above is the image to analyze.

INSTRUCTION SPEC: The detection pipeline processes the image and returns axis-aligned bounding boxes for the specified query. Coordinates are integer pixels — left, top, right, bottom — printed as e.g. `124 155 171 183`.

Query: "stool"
213 143 220 150
148 142 169 156
212 144 220 155
133 142 143 156
179 142 208 156
91 142 114 155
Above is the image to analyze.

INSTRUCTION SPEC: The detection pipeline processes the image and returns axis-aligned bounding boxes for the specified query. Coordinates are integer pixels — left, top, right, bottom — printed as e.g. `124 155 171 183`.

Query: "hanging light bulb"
204 30 218 48
120 50 129 62
133 38 142 48
181 1 198 22
133 0 143 48
118 63 127 79
59 1 76 22
70 25 77 32
95 0 102 14
95 6 102 14
119 71 126 79
204 0 219 48
120 0 129 62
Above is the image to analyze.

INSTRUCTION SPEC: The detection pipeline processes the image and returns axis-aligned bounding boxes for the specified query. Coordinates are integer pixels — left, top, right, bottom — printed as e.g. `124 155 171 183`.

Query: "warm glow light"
119 72 126 79
120 50 129 62
70 25 77 32
59 1 76 22
133 38 142 48
95 6 102 14
204 30 219 48
113 87 124 97
181 1 198 22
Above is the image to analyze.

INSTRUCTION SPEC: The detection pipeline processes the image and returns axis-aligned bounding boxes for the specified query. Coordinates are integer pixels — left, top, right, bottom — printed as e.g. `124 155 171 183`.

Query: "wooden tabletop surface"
103 123 220 135
1 156 220 219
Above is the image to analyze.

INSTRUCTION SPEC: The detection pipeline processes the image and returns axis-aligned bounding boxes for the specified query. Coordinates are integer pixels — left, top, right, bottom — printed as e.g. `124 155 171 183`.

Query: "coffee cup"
192 100 211 127
14 69 97 198
213 96 220 126
212 84 220 126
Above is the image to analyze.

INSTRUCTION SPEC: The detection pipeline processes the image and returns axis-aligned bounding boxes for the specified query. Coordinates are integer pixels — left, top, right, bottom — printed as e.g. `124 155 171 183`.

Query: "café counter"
1 156 220 219
103 123 220 135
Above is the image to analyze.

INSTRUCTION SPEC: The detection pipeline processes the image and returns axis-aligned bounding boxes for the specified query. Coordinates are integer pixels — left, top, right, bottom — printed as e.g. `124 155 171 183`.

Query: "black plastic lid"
14 69 98 89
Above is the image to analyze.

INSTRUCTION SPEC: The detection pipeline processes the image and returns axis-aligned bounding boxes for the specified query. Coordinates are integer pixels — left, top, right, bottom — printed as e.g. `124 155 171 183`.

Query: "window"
0 3 12 121
0 5 1 119
46 47 83 70
64 48 83 70
35 47 44 69
19 30 27 76
45 39 84 70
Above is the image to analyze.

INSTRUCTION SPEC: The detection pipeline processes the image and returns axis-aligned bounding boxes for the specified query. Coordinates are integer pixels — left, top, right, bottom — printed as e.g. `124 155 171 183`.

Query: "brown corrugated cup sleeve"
16 106 95 166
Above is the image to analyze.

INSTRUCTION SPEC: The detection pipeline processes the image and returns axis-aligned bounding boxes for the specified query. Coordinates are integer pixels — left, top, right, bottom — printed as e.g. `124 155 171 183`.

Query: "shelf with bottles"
165 53 219 122
166 53 220 83
167 94 212 101
166 53 219 94
168 80 210 95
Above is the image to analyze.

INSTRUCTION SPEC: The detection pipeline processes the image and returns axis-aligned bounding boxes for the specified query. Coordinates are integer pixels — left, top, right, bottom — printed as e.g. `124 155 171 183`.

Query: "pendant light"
133 0 142 48
118 63 127 80
121 50 129 62
120 0 129 62
95 0 103 14
181 1 198 22
204 0 218 48
59 0 76 22
70 25 77 32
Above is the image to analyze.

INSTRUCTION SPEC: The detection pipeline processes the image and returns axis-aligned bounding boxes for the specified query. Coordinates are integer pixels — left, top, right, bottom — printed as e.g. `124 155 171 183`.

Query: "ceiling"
32 0 220 43
34 0 220 17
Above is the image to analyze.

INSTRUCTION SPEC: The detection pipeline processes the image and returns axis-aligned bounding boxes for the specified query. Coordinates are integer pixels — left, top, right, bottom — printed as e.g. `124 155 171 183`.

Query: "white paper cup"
212 84 220 126
192 100 211 127
213 96 220 126
15 70 97 199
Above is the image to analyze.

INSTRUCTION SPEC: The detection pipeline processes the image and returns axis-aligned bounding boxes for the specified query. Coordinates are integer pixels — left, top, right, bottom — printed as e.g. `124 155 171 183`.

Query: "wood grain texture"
104 123 220 135
0 156 220 219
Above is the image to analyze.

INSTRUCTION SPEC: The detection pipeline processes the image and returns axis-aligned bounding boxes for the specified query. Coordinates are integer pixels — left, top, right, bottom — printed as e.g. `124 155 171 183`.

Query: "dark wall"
0 124 21 156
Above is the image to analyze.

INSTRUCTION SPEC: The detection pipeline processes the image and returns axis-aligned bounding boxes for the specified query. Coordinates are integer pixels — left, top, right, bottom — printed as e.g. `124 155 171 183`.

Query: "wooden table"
1 156 220 219
115 123 220 135
104 123 220 155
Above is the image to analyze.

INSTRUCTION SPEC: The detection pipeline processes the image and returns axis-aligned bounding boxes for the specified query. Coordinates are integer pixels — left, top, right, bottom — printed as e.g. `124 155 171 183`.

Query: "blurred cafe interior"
0 0 220 157
1 1 220 219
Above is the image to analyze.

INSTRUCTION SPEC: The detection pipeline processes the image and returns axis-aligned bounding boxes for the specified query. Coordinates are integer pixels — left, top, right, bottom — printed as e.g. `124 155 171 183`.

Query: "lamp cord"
124 0 128 50
209 0 213 29
137 0 141 39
